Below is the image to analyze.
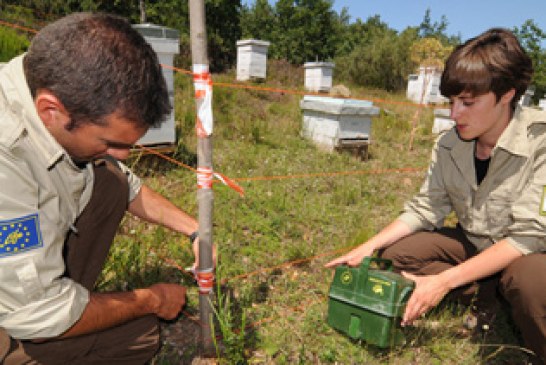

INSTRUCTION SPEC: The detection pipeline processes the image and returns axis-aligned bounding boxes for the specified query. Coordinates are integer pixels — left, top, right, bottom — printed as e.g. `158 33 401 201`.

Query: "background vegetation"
0 1 541 364
2 0 546 99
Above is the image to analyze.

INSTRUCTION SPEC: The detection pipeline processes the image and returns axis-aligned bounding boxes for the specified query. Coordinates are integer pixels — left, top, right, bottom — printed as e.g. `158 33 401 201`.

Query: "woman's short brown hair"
440 28 533 110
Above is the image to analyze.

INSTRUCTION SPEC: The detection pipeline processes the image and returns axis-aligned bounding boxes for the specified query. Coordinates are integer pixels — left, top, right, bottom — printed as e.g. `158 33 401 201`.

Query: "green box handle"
360 257 393 272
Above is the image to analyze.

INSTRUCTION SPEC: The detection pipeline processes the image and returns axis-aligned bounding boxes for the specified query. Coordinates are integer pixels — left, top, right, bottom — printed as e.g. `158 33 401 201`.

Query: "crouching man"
0 13 201 364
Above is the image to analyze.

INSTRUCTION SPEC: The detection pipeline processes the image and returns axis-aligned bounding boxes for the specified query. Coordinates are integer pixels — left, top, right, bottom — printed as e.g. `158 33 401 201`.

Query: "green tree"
335 15 389 57
410 37 453 70
514 19 546 101
335 16 419 91
418 7 460 46
419 8 447 38
0 0 242 72
242 0 342 65
205 0 242 72
240 0 275 41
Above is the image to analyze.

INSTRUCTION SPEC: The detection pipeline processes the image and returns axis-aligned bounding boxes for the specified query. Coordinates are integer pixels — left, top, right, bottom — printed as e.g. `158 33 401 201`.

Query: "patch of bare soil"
154 315 218 365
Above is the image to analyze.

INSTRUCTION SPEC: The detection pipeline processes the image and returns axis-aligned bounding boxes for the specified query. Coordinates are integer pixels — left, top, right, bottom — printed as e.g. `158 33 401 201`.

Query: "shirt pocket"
485 195 514 235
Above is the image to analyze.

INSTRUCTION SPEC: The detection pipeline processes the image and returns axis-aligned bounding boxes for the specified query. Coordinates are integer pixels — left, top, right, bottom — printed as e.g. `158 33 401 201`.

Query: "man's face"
449 90 513 142
49 113 147 163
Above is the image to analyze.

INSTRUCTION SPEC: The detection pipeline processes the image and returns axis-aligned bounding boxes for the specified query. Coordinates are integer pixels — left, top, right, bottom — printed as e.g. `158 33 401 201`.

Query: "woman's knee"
499 253 546 310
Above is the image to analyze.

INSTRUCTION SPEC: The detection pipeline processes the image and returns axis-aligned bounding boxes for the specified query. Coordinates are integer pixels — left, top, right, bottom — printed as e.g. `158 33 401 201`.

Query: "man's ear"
34 90 70 129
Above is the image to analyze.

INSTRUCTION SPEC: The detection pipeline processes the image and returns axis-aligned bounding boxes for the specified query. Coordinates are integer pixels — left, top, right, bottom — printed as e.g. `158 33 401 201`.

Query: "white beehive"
407 66 448 105
539 98 546 110
432 108 455 134
304 62 334 92
300 96 380 159
132 23 179 146
236 39 270 81
518 87 535 107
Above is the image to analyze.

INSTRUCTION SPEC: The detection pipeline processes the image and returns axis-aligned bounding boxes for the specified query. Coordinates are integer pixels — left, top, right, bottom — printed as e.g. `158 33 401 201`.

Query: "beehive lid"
300 96 379 116
236 39 270 47
304 62 335 69
133 23 180 40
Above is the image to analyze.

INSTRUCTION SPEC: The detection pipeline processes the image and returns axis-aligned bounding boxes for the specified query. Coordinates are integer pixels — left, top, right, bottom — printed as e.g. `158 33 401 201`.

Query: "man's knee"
135 315 161 356
0 328 11 362
93 315 161 364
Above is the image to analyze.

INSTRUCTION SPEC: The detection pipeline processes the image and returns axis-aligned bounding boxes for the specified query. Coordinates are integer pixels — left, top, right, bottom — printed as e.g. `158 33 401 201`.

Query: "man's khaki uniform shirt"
0 55 142 339
398 107 546 255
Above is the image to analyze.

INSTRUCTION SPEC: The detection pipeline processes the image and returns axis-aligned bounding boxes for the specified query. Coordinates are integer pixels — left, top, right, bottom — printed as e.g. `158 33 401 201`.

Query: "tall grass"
0 26 30 62
100 67 529 364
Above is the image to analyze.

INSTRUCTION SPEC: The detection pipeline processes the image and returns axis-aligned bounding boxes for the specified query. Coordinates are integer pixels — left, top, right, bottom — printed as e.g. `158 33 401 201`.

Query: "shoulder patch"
0 214 43 257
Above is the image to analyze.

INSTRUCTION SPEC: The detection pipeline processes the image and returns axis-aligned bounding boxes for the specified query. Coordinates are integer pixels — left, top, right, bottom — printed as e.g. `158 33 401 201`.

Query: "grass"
98 64 529 364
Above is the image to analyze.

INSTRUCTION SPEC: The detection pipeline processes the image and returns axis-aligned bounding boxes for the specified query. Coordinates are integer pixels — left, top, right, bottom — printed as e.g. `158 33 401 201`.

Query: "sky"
331 0 546 42
243 0 546 42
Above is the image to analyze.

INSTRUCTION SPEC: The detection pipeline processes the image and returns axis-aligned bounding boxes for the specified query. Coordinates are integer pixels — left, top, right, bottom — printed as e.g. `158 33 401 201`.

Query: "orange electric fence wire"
164 243 329 340
222 244 357 284
0 19 38 34
162 63 435 109
158 243 331 339
159 250 326 339
136 145 197 173
231 166 426 183
165 63 437 109
1 18 440 111
159 239 355 286
138 144 427 184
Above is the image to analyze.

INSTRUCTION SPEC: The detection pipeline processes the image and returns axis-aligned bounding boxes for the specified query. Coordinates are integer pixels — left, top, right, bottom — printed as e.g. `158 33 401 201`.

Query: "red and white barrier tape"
197 167 244 197
192 64 213 137
196 268 215 294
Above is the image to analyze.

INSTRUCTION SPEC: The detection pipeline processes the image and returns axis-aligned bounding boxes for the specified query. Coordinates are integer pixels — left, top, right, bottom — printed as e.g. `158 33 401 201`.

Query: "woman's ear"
34 90 70 129
500 88 516 106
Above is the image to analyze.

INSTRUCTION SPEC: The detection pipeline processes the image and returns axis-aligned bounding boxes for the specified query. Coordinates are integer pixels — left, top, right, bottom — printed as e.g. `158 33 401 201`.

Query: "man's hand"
60 283 187 339
143 283 187 320
400 272 450 326
191 237 217 271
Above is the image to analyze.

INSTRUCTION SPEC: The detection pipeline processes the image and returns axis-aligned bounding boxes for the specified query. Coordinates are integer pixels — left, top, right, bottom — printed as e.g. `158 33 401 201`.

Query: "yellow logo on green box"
341 270 353 285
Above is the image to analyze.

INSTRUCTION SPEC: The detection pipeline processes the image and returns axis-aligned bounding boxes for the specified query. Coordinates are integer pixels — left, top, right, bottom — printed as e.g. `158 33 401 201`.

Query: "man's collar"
0 54 65 168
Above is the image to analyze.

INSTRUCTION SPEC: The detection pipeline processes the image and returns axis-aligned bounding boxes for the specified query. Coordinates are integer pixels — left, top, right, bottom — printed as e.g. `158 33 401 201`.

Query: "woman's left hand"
400 272 450 326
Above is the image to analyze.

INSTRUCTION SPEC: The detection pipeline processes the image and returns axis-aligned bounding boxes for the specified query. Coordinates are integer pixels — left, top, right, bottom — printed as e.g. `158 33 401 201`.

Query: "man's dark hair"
440 28 533 110
23 12 171 129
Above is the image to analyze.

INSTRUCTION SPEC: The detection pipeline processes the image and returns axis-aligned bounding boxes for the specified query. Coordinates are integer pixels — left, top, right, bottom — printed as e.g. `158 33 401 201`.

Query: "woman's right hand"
324 243 376 268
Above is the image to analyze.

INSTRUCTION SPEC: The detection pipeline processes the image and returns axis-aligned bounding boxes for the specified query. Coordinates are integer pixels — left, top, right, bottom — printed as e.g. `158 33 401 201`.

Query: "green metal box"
327 257 414 348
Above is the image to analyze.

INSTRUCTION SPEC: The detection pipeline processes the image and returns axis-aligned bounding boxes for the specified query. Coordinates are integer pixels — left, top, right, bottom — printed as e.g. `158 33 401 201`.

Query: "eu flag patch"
0 214 43 257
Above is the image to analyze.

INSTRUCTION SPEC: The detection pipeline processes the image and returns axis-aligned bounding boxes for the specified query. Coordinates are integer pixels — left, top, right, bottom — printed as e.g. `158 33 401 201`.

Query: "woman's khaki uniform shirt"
398 106 546 255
